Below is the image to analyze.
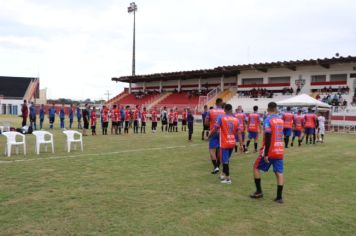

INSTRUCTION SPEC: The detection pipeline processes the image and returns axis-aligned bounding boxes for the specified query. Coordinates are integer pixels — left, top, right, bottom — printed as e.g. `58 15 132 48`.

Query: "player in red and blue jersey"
291 110 304 147
201 105 210 140
246 106 262 153
90 106 97 135
282 106 294 148
101 105 109 135
205 98 225 174
209 104 243 184
133 105 140 134
303 107 318 144
251 102 285 203
173 108 179 132
234 106 247 153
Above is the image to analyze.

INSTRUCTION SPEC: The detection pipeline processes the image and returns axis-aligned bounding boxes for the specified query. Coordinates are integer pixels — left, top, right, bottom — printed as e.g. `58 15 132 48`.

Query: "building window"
242 78 263 85
330 74 347 82
268 76 290 84
350 73 356 78
311 75 326 83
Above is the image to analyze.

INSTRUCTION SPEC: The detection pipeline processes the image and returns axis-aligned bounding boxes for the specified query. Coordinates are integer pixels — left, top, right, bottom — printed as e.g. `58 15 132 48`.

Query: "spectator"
21 100 28 127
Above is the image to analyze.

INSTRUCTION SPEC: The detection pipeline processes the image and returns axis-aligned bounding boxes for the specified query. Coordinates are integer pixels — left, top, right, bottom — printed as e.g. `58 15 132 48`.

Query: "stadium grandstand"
111 56 356 128
0 76 44 115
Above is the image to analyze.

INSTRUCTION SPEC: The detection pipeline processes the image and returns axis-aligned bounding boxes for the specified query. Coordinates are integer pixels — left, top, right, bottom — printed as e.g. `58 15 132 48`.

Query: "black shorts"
112 121 118 127
134 120 139 127
152 122 157 129
84 121 89 129
125 121 129 128
49 117 55 124
142 122 146 127
203 124 209 131
30 116 36 122
103 122 108 128
182 120 187 125
173 121 178 126
162 120 167 125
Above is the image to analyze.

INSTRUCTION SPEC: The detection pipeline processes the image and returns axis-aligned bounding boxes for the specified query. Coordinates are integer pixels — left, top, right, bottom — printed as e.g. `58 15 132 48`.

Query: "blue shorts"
235 132 245 142
304 128 315 135
283 128 292 137
293 130 301 137
248 132 258 140
254 156 284 173
209 133 220 149
221 148 233 164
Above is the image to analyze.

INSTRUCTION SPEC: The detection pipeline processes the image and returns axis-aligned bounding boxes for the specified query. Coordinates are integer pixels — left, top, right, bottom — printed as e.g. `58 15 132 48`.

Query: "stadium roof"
0 76 37 99
112 56 356 83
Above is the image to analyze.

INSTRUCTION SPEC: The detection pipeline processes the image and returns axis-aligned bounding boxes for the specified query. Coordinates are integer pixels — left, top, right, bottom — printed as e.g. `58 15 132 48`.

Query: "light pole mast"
128 2 138 76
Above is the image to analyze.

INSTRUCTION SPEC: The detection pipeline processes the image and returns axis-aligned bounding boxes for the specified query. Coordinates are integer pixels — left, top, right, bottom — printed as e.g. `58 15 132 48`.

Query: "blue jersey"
39 108 45 119
49 107 56 118
60 108 65 119
69 109 73 119
202 111 208 121
120 109 125 119
187 113 194 124
76 107 81 118
29 105 36 118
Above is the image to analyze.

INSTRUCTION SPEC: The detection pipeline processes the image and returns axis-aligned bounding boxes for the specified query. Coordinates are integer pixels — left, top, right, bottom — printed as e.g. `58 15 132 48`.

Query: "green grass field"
0 115 355 235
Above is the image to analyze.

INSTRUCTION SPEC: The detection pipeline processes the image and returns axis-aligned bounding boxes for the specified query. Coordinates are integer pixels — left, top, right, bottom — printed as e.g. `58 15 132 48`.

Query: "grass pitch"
0 115 355 235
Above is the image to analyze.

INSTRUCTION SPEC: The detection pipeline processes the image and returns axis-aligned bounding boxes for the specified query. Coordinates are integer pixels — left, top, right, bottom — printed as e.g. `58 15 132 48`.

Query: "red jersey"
102 108 109 123
133 109 139 121
91 111 97 126
248 113 261 132
263 115 284 159
282 112 294 129
168 112 174 124
112 108 120 122
293 115 304 131
215 114 239 149
182 111 187 120
173 112 178 122
207 108 225 131
234 112 246 132
125 109 130 121
151 111 158 122
304 113 317 128
141 111 147 122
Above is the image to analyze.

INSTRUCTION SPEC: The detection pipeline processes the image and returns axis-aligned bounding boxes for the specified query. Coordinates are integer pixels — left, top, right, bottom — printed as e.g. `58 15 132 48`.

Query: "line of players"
204 98 326 203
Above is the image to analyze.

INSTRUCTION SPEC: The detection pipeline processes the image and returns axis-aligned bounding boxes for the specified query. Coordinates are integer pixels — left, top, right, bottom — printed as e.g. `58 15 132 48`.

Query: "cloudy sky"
0 0 355 100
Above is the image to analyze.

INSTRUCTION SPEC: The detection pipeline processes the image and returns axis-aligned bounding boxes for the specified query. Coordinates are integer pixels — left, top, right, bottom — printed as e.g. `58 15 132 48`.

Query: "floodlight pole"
128 2 138 76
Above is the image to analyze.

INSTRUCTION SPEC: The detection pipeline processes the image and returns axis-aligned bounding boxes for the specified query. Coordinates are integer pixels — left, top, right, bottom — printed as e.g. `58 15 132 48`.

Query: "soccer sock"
298 139 302 146
246 140 251 148
206 131 209 137
254 143 258 151
305 135 309 144
254 178 262 193
234 145 238 153
284 137 287 147
216 159 221 168
161 126 163 132
202 131 204 140
222 164 229 177
188 133 192 140
286 137 290 148
243 145 246 152
321 134 324 141
313 134 316 144
276 185 283 200
211 160 217 168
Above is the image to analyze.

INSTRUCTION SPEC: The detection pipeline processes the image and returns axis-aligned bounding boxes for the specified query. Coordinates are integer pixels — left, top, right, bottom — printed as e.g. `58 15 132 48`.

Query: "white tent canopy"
276 94 331 109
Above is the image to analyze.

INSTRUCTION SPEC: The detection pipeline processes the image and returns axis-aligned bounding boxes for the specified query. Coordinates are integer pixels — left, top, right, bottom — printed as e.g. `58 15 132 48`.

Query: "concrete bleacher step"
147 92 172 110
106 92 129 106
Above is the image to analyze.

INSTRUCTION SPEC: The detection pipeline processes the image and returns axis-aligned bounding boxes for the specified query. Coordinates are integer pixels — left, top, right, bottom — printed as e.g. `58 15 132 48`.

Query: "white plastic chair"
2 131 26 157
0 126 4 134
63 130 83 153
32 131 54 155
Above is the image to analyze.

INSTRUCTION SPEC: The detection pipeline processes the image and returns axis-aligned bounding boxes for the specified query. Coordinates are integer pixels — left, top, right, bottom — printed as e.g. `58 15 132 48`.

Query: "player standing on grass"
246 106 261 153
304 108 318 144
133 105 140 133
29 102 37 130
101 105 109 135
282 107 294 148
141 107 147 134
112 105 120 135
291 110 304 147
39 104 45 130
76 104 82 129
205 98 225 174
82 104 90 136
69 104 74 129
209 104 243 184
201 105 210 140
91 106 97 135
48 103 56 129
173 108 179 132
317 112 326 143
168 108 174 132
124 105 130 134
181 108 187 131
151 107 158 133
187 108 194 141
234 106 247 153
59 104 65 129
161 106 168 132
250 102 285 203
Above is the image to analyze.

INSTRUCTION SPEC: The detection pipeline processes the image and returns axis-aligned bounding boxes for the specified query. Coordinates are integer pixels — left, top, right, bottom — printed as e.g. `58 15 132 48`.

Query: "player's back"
219 115 239 148
304 114 316 128
248 113 260 132
282 112 294 128
235 113 246 132
264 115 284 158
208 108 225 131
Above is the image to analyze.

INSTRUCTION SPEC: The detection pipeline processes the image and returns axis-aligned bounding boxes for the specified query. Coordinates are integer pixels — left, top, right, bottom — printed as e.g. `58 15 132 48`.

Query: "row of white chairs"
1 130 83 157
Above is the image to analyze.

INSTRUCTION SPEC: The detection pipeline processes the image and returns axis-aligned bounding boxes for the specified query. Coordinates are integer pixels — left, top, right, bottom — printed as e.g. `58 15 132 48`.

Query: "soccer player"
304 108 318 144
120 105 125 131
201 105 210 140
69 104 74 129
112 105 120 134
21 100 28 127
317 112 326 143
59 104 65 129
209 104 243 184
101 105 109 135
250 102 285 203
151 107 158 133
173 108 179 132
82 104 90 136
246 106 262 153
124 105 131 134
48 103 56 129
141 107 147 133
39 104 45 130
91 106 97 135
168 108 174 132
205 98 225 174
187 108 194 141
161 106 168 132
133 105 140 133
282 107 294 148
76 104 82 129
291 109 304 147
234 106 247 153
181 108 187 132
29 102 37 130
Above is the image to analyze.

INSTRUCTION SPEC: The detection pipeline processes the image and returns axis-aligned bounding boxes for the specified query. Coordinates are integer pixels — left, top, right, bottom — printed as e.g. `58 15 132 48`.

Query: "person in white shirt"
317 113 326 143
